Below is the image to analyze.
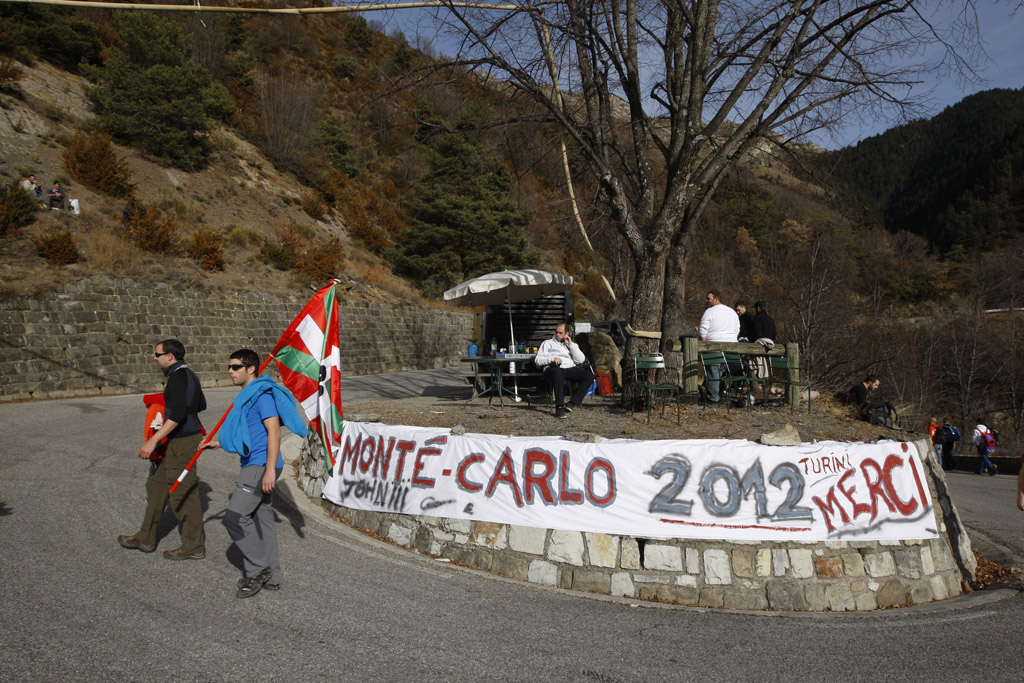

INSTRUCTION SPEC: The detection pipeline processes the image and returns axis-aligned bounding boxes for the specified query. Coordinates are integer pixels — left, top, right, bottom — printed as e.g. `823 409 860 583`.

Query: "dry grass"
342 250 443 306
81 224 147 277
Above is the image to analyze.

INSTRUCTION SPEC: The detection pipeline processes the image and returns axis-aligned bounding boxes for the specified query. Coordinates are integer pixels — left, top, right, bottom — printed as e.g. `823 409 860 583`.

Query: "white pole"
506 289 521 401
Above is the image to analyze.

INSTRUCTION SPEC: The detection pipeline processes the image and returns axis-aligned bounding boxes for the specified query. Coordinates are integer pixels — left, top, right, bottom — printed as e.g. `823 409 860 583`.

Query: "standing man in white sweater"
698 290 740 403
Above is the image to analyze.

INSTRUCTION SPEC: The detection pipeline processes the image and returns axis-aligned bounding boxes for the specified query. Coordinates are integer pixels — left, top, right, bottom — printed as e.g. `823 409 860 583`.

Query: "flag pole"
168 355 274 494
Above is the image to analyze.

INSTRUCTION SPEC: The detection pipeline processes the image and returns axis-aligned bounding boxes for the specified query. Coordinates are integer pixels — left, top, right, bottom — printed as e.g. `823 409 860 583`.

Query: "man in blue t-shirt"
203 349 307 599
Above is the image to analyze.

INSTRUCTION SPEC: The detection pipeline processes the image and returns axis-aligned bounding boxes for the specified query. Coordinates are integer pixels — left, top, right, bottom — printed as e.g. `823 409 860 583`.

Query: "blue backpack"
945 425 961 443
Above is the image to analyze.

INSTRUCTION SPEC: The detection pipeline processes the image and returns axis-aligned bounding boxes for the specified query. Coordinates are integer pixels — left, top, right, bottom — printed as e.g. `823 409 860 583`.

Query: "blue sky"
371 2 1024 150
831 1 1024 148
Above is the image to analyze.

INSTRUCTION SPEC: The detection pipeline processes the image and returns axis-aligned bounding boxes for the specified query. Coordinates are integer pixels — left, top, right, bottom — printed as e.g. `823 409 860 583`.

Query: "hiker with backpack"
937 418 961 471
972 418 998 476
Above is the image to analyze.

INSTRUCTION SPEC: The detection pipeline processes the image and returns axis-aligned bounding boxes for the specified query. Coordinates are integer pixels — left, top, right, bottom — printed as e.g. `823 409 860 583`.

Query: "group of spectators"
697 291 778 404
18 173 69 210
697 291 778 347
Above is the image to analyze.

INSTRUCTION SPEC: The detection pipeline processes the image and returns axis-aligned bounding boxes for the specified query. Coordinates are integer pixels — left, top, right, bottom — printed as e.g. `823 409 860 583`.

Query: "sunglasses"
227 363 249 371
154 351 170 358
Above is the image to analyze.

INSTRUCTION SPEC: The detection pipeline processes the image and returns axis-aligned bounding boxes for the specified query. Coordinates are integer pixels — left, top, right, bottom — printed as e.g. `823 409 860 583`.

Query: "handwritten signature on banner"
321 423 937 541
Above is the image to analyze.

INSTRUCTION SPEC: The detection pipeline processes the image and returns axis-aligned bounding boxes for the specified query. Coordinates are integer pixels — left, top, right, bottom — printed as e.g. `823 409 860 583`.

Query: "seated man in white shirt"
534 322 595 419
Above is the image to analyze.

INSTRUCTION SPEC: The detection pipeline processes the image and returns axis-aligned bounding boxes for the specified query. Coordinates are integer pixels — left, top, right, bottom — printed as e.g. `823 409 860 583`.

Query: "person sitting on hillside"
838 375 880 407
534 322 594 419
751 300 777 344
748 300 778 385
46 181 67 210
19 174 42 200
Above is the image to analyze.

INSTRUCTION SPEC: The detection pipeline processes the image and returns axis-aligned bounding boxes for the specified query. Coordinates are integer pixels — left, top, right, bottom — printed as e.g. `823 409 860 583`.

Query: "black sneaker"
236 567 272 599
238 572 280 590
555 407 568 419
564 403 574 413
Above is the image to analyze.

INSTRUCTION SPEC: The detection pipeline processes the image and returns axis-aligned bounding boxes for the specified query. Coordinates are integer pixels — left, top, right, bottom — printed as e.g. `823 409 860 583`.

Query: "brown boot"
118 534 156 553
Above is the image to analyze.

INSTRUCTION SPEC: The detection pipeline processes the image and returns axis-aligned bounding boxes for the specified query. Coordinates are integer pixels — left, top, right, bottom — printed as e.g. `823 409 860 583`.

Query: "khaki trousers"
136 433 206 553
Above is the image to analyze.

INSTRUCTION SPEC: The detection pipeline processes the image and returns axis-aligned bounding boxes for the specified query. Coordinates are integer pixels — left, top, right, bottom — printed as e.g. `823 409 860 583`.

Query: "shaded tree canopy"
83 12 234 170
429 0 981 349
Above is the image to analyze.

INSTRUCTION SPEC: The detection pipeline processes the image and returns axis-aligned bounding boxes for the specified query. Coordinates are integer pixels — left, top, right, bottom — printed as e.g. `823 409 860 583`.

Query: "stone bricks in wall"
296 421 974 613
0 276 474 401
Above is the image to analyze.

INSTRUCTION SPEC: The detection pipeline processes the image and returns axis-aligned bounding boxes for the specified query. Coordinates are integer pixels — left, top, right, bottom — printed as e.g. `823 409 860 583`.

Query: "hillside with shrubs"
1 4 1023 448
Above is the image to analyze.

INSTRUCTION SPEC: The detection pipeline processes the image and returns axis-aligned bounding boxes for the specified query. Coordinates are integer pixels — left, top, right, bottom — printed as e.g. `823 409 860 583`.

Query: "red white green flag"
270 280 344 474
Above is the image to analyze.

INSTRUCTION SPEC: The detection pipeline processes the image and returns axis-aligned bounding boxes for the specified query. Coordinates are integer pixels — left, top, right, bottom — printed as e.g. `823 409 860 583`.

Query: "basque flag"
270 281 344 474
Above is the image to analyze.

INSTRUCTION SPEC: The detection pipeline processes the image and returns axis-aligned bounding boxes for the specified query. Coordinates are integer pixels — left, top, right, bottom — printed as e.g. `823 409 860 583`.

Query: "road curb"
277 436 1022 619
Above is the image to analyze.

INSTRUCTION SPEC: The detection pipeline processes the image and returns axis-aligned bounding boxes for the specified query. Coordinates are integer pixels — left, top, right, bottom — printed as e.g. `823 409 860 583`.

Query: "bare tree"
430 0 978 352
255 66 318 169
938 298 990 429
760 218 855 381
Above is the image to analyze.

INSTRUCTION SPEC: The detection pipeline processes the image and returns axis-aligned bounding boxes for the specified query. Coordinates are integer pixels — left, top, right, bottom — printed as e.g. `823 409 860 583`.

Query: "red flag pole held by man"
169 281 345 493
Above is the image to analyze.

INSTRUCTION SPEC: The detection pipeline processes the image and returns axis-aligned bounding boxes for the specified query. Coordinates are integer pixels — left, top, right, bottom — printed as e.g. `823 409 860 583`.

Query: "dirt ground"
343 390 910 445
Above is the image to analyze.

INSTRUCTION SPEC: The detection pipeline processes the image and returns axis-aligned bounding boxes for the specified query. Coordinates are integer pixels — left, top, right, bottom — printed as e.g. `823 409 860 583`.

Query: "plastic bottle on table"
490 338 497 356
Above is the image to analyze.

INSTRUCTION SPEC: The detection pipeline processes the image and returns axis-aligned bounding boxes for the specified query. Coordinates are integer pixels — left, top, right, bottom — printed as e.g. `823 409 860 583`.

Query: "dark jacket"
752 310 777 341
162 361 206 438
841 382 869 406
738 312 755 341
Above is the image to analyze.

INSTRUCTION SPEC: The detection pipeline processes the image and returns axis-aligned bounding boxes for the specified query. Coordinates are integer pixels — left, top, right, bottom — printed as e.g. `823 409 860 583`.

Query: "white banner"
322 422 937 541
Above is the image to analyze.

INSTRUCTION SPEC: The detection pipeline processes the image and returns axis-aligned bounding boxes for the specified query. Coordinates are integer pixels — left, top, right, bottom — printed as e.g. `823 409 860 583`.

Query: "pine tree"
390 133 535 298
83 13 233 170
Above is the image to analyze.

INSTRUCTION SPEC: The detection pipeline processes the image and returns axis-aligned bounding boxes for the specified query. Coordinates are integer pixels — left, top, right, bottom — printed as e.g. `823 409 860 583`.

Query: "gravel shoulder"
342 391 907 444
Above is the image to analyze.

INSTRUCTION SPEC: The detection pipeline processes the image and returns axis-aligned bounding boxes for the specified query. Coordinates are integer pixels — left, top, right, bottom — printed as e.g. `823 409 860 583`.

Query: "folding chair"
698 349 751 411
628 353 681 423
767 355 811 414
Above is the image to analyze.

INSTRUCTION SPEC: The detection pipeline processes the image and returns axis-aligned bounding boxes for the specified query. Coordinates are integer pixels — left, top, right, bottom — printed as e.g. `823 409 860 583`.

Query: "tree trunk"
625 243 668 359
660 234 689 352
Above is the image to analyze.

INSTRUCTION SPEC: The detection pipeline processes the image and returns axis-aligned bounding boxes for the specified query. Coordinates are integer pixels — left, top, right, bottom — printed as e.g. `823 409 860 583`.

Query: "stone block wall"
0 276 473 401
298 435 977 611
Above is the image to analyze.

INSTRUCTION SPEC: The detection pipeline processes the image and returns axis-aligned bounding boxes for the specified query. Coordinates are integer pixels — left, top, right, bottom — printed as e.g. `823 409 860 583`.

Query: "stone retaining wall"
0 276 473 401
297 435 977 611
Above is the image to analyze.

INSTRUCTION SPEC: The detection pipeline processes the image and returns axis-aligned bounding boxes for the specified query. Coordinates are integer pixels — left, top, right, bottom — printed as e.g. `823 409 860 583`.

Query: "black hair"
230 348 261 373
158 339 186 361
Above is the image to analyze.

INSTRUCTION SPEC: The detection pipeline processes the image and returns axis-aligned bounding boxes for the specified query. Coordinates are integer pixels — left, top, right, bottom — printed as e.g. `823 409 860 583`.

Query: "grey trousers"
225 465 282 584
705 362 725 402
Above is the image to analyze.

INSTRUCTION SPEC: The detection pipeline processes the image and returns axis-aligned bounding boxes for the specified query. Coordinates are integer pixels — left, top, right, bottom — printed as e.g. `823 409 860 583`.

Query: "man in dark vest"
119 338 207 559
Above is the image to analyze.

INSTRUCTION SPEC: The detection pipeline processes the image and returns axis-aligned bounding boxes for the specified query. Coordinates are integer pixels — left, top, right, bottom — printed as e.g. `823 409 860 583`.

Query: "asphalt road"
1 369 1022 681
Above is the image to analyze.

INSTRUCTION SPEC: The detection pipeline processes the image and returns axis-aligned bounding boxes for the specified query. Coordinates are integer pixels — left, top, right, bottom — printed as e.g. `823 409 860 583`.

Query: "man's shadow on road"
197 482 307 575
153 480 216 547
